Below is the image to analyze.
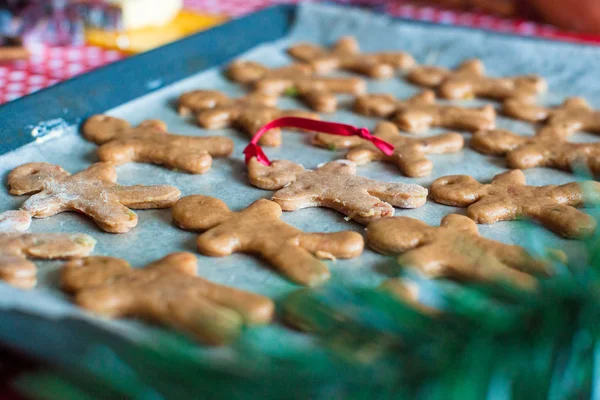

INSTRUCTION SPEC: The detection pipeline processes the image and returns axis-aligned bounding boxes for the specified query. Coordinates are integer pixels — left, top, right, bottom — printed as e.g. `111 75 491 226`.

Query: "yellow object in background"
86 10 227 53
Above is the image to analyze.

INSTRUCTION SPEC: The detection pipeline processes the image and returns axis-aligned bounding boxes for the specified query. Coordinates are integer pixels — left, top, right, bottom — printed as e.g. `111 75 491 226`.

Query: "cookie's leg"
394 149 432 177
346 147 386 166
301 90 338 113
299 232 364 260
262 244 331 287
162 295 243 345
76 200 138 233
0 256 36 289
525 204 596 238
496 245 555 277
368 182 428 209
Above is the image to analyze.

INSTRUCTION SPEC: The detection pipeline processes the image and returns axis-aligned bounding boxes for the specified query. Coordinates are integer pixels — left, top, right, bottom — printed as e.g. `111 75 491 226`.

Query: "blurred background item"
398 0 521 17
528 0 600 34
0 36 29 61
0 0 225 52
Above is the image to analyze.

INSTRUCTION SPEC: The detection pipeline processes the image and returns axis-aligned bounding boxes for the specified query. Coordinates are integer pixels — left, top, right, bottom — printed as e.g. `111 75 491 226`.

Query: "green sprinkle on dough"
285 87 299 97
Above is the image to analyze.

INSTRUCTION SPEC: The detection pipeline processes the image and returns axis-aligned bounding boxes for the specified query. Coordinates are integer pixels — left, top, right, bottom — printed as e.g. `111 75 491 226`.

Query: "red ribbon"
243 117 395 166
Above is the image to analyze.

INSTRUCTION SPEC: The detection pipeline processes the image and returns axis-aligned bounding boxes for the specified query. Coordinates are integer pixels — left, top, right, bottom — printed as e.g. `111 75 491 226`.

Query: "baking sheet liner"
1 3 600 343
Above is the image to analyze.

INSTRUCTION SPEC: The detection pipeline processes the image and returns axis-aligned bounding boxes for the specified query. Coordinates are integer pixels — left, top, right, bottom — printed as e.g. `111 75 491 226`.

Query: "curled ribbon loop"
243 117 396 166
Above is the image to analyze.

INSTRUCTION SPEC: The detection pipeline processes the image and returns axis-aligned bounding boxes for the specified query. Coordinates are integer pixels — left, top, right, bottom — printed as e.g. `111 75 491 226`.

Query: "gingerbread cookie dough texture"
8 162 181 233
248 158 428 224
471 126 600 175
408 59 546 101
313 121 464 178
82 115 233 174
172 195 364 287
288 36 415 79
178 90 320 147
430 170 600 238
354 90 496 133
226 60 366 113
367 214 558 290
62 252 274 345
0 210 95 289
503 97 600 136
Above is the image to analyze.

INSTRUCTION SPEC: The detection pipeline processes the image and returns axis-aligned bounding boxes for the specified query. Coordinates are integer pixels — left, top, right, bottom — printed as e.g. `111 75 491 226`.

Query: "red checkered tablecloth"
0 0 598 106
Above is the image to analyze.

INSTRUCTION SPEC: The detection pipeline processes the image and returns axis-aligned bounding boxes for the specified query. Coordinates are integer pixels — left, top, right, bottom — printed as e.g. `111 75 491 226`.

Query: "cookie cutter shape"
82 115 233 174
503 97 600 136
178 90 320 147
407 59 546 101
8 162 181 233
313 121 464 177
61 252 274 345
226 60 366 113
430 169 600 238
172 195 364 287
248 158 427 224
471 127 600 175
1 229 95 289
354 90 496 133
288 36 415 79
367 214 556 289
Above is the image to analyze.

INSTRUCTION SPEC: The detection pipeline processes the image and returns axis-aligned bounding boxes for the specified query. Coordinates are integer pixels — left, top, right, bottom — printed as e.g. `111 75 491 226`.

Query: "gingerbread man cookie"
1 217 95 289
248 158 427 224
353 90 496 133
288 36 415 79
471 127 600 175
430 170 600 238
407 59 546 101
61 252 274 345
503 97 600 136
177 90 319 147
82 115 233 174
226 60 366 113
8 162 181 233
367 214 556 289
313 121 464 177
172 195 364 286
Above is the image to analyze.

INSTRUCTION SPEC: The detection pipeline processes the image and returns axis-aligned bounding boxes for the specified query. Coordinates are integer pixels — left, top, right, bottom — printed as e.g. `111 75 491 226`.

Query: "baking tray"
1 2 600 384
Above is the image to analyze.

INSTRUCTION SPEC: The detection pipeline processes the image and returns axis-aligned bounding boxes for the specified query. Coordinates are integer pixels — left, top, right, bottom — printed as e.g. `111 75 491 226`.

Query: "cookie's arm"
502 99 550 122
112 184 181 209
299 231 364 260
368 181 428 209
466 196 518 224
312 133 364 150
18 233 95 260
471 129 529 155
